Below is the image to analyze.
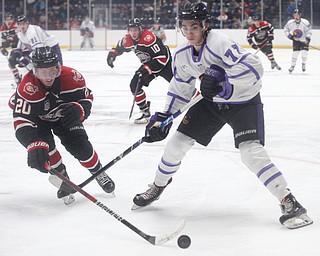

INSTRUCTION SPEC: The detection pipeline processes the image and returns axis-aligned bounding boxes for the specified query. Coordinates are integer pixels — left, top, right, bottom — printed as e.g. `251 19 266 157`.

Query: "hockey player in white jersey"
132 2 312 229
80 17 95 50
284 9 312 73
8 15 63 86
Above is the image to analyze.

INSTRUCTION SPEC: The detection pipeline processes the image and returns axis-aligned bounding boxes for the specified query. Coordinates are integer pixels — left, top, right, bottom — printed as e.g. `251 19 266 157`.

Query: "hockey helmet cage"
252 13 261 20
178 2 211 27
17 15 28 23
127 18 142 29
31 46 59 68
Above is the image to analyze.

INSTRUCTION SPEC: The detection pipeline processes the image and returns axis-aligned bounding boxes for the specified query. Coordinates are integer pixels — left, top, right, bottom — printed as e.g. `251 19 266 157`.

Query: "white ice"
0 47 320 256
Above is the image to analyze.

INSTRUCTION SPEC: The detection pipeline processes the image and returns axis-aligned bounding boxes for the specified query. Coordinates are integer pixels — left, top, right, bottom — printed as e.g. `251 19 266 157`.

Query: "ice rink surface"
0 45 320 256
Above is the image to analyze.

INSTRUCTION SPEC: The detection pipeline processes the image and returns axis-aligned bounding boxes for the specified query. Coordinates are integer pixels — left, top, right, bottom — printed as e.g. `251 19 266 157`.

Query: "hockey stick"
45 164 185 245
254 40 268 55
129 76 141 119
50 93 203 192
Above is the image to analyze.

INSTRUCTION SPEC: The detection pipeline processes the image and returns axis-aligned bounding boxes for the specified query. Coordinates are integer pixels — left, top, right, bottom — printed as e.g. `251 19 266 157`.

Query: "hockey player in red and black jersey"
247 14 281 70
107 18 173 124
0 13 18 56
10 46 115 204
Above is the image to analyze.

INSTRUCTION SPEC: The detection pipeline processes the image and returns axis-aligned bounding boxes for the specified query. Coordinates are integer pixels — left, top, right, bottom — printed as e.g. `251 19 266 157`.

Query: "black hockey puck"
177 235 191 249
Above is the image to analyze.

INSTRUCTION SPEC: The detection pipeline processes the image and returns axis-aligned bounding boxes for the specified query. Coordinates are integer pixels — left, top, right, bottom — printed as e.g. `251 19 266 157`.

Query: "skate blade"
283 213 313 229
62 194 75 205
131 203 142 210
134 118 149 124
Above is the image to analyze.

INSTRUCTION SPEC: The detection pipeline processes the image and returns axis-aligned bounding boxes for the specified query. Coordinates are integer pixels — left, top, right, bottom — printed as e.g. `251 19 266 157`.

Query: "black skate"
288 66 295 74
134 101 151 124
271 61 281 70
132 178 172 210
279 193 313 229
48 170 75 205
302 63 306 72
94 171 115 195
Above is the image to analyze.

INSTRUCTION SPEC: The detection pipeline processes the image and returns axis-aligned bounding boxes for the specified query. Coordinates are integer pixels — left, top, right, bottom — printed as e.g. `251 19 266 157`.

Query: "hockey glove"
144 112 172 143
27 141 50 173
267 35 274 42
288 34 294 40
1 48 8 56
107 50 117 68
60 102 85 128
251 44 259 50
18 56 30 67
135 65 153 87
200 65 225 100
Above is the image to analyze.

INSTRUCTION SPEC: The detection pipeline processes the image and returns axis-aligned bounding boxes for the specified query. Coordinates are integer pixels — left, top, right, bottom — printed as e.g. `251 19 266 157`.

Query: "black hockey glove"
200 65 225 100
144 112 172 143
107 50 117 68
267 35 274 42
27 141 50 173
135 65 153 86
1 48 8 56
18 56 30 67
60 102 85 128
251 44 259 50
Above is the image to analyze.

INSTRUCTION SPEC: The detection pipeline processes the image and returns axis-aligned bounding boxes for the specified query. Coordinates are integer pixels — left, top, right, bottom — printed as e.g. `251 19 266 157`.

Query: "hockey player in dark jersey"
0 13 18 55
11 46 115 204
107 18 173 124
247 14 281 70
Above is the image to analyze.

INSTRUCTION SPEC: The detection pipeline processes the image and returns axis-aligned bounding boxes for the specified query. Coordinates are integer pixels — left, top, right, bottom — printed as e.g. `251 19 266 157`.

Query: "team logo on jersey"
23 82 39 96
72 69 84 82
136 50 151 63
143 34 153 43
293 29 303 38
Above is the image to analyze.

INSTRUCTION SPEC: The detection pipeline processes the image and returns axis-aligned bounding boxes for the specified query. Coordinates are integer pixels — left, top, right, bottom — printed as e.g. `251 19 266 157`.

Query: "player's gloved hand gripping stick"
49 93 203 193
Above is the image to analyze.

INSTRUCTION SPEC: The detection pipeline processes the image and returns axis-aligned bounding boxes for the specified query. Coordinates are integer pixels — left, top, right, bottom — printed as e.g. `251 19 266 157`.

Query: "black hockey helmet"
178 2 211 27
293 9 302 15
31 46 59 68
17 15 28 23
127 18 142 29
5 13 14 20
252 13 261 21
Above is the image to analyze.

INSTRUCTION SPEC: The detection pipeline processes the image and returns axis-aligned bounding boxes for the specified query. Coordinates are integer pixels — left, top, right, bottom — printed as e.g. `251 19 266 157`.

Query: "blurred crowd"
2 0 318 30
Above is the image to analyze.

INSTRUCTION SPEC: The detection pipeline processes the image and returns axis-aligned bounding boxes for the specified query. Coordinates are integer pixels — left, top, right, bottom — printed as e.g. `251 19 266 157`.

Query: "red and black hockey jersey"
11 66 93 147
246 21 274 46
1 22 18 48
113 29 171 74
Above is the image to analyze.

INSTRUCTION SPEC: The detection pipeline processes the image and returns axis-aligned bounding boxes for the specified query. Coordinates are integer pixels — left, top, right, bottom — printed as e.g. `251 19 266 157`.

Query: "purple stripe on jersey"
205 45 232 67
264 172 283 186
191 43 205 62
173 66 196 83
161 157 181 167
174 45 193 62
257 163 275 178
166 92 190 113
205 45 261 81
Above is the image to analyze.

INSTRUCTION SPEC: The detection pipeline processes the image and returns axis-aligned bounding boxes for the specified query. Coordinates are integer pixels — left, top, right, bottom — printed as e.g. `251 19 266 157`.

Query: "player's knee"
239 140 271 172
63 136 93 160
163 131 195 163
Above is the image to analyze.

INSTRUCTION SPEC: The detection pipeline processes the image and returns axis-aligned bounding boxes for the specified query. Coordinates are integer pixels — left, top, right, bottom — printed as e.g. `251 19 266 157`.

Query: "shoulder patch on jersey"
139 30 156 46
71 69 84 82
23 82 39 96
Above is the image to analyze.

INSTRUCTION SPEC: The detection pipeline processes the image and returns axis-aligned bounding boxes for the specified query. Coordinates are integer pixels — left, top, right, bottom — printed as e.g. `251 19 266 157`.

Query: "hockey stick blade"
46 164 185 245
50 94 203 193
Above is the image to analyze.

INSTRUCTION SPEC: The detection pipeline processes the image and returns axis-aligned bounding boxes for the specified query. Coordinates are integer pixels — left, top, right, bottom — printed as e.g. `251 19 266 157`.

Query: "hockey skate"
134 103 151 124
49 170 75 205
302 63 306 72
271 61 281 70
93 171 115 195
288 66 295 74
132 178 172 210
279 193 313 229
